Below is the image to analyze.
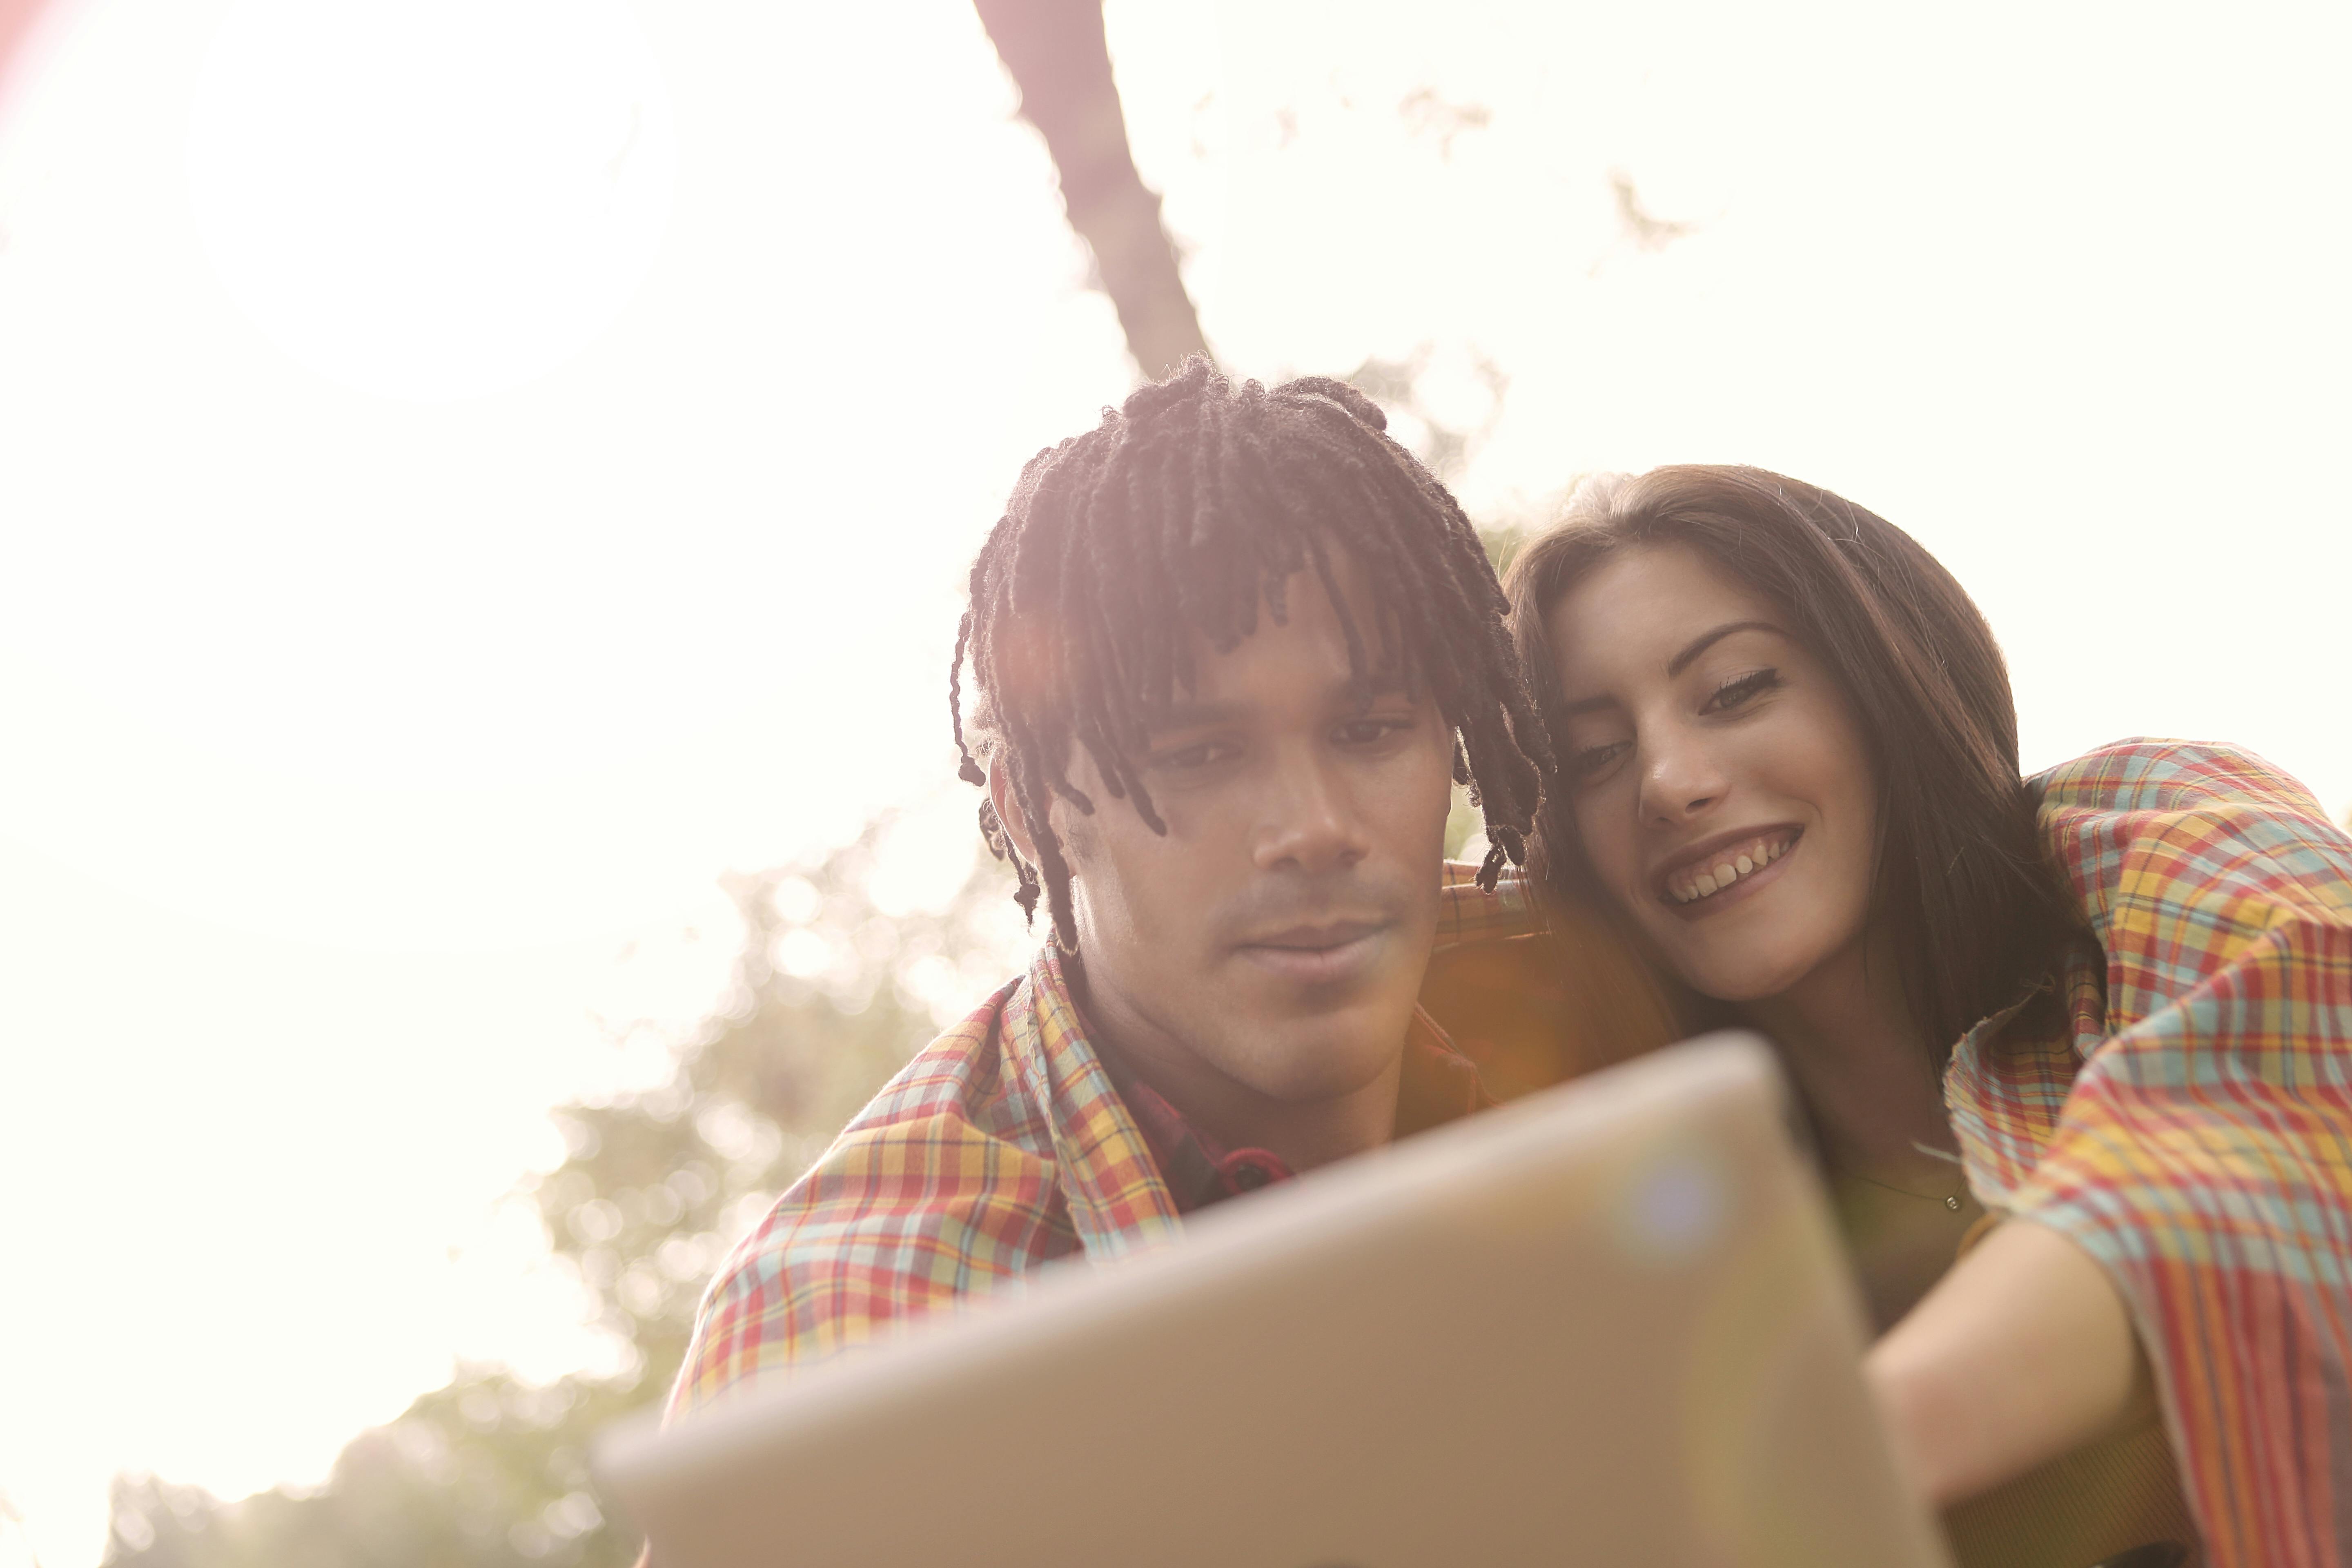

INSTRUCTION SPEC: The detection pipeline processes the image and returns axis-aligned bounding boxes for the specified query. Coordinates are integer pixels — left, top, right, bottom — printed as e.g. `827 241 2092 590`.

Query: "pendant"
1944 1195 1962 1211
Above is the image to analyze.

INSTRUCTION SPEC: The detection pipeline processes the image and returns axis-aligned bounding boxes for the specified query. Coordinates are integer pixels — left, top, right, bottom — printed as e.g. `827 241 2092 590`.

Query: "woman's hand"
1864 1219 2150 1506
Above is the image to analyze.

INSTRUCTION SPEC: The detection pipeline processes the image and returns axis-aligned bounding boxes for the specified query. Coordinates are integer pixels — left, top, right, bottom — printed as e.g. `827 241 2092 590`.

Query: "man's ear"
986 753 1042 867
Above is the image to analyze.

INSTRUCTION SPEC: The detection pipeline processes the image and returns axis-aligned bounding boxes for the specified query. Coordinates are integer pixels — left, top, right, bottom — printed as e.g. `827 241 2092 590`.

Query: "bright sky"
1 1 2345 1562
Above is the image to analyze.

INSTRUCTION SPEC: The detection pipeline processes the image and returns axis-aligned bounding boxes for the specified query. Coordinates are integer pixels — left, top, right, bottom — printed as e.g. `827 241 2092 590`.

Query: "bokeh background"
1 1 2346 1563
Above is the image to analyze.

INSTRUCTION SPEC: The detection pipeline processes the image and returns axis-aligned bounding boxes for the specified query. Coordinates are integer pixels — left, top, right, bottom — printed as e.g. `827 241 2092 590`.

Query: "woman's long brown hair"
1504 465 2077 1063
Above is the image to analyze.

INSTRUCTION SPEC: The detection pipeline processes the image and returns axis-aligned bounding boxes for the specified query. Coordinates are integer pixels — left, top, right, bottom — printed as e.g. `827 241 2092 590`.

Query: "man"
663 360 1675 1419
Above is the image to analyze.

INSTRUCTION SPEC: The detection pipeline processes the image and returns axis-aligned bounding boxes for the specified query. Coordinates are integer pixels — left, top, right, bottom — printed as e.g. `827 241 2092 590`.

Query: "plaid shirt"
1944 739 2352 1567
666 864 1546 1418
1097 1014 1492 1214
667 739 2350 1565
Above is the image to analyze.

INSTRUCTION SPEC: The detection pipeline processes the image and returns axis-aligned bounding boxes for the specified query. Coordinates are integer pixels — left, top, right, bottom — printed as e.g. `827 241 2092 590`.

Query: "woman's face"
1544 543 1880 1004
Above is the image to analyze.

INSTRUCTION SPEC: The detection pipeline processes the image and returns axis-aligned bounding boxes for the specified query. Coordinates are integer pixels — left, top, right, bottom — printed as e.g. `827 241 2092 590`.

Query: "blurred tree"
1343 345 1510 490
974 0 1208 379
102 823 1025 1568
1339 348 1533 862
1606 169 1698 254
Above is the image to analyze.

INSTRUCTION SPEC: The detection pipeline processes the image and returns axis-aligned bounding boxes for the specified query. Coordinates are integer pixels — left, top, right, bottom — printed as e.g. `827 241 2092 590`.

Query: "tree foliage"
103 824 1024 1568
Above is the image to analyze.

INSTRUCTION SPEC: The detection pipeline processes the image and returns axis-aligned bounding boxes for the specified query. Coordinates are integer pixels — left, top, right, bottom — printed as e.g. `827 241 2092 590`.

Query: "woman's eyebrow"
1666 619 1784 677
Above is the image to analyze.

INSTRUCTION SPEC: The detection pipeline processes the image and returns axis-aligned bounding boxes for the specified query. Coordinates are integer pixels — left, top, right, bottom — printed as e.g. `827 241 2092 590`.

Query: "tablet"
597 1032 1948 1567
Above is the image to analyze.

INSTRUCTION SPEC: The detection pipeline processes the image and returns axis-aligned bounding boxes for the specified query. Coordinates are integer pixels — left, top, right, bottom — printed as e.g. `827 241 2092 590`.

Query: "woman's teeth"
1666 832 1795 905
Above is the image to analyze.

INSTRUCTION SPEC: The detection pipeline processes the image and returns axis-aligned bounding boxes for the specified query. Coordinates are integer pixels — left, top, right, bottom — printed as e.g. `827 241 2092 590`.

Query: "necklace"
1840 1168 1966 1211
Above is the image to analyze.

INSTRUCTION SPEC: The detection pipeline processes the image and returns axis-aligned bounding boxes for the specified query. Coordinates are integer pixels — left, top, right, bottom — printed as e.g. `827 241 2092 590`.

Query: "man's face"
999 561 1457 1107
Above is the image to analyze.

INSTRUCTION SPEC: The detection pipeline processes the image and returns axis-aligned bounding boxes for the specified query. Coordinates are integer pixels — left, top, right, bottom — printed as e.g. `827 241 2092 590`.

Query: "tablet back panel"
599 1033 1949 1568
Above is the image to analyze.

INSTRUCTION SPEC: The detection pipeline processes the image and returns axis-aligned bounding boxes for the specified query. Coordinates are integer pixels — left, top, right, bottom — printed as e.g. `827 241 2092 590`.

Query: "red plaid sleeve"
663 984 1078 1419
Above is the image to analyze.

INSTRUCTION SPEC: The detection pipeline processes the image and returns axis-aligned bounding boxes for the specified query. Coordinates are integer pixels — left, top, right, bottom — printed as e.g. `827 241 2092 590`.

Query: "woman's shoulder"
2026 737 2352 920
2027 736 2335 822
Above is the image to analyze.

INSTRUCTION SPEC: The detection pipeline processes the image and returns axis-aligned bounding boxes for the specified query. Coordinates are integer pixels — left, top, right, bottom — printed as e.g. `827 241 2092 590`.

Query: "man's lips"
1232 920 1390 985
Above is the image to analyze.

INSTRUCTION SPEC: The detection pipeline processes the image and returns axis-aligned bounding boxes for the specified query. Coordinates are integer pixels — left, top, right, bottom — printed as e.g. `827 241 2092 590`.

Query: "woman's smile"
1654 824 1802 912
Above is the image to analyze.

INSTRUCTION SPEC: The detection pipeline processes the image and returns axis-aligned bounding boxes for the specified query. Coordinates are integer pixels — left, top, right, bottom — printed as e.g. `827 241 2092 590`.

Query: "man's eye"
1706 668 1780 712
1570 740 1629 779
1336 717 1409 746
1156 741 1227 770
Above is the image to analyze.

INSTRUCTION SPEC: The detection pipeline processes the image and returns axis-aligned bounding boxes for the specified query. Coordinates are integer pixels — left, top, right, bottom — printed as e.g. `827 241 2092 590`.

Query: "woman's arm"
1938 740 2352 1561
1864 1219 2148 1506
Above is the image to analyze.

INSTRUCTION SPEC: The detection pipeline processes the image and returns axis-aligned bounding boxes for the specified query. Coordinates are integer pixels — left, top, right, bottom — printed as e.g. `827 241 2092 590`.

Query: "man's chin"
1204 997 1414 1104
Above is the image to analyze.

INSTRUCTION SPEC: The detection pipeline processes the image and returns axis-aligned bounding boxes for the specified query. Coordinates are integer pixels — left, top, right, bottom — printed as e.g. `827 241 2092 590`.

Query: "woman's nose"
1638 734 1726 826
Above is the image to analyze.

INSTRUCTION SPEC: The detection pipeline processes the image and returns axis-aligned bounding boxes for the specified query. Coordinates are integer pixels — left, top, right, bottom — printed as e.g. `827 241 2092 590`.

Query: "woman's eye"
1706 668 1780 713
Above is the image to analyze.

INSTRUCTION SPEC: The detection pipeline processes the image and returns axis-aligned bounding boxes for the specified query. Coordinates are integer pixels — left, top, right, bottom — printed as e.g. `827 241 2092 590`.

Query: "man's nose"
1253 748 1369 875
1637 728 1727 826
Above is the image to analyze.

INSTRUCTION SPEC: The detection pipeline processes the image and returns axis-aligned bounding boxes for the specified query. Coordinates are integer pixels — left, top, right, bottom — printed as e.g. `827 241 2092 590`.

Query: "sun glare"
187 0 676 402
0 0 2346 1562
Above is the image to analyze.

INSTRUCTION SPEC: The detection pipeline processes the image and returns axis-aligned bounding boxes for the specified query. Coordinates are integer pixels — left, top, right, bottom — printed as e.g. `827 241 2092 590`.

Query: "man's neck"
1065 956 1406 1172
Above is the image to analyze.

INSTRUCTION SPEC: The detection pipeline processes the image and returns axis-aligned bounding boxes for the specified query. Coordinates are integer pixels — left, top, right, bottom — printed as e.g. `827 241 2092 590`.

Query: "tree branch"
973 0 1210 379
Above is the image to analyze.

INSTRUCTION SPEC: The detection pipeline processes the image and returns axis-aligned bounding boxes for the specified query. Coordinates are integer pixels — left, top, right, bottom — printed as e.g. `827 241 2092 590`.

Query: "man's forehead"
1140 641 1408 735
1143 557 1404 718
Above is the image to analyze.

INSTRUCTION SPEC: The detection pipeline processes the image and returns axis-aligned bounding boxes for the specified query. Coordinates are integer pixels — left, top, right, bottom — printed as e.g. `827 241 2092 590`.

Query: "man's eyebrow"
1137 672 1411 734
1343 670 1412 701
1666 619 1784 677
1136 699 1249 734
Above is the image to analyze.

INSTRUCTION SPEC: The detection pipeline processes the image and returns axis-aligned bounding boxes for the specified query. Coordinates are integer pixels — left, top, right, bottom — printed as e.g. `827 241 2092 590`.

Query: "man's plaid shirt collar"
1087 982 1494 1215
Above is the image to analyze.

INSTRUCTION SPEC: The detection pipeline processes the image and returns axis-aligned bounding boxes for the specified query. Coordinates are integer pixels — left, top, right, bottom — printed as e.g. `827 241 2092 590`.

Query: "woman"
1505 466 2351 1568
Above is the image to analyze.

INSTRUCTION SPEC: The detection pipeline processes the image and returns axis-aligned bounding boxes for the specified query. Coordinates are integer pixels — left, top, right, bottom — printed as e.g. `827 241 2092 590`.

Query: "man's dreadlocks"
949 357 1552 951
